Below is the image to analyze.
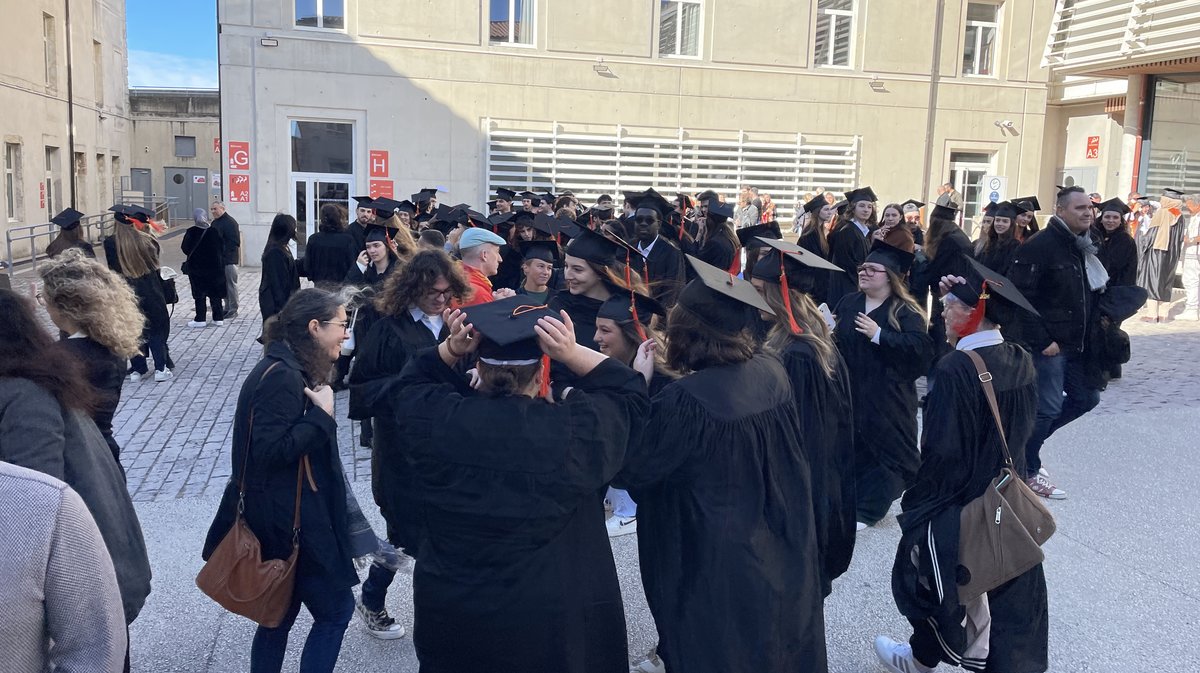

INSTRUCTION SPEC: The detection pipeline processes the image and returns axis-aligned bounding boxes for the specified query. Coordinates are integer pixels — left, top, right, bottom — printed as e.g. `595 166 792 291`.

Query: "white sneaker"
213 320 225 326
856 521 869 532
630 652 665 673
187 320 207 328
354 599 406 640
154 369 173 383
1026 474 1067 500
874 635 933 673
607 516 637 538
129 372 142 383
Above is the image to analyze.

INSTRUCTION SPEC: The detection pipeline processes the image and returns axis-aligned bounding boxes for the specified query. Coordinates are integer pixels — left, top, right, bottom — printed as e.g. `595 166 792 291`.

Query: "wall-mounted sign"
1085 136 1100 160
229 174 250 203
228 141 250 170
369 180 394 199
369 150 389 178
193 175 206 184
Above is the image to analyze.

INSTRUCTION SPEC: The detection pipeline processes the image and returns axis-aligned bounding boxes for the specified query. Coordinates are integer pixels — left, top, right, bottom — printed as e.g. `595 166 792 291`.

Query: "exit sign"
1085 136 1100 160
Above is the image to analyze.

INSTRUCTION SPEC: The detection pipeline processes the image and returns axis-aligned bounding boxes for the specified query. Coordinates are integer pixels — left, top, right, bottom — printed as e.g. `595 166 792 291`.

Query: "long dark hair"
264 213 297 261
760 283 838 379
319 203 347 233
664 303 756 373
477 359 542 397
924 215 960 261
375 249 470 316
46 227 86 257
0 289 100 413
264 288 343 385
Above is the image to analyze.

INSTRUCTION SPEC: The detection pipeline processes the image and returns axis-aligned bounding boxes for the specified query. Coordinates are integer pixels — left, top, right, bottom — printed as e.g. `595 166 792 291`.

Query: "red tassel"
778 259 803 335
630 289 648 342
539 354 551 399
960 281 989 336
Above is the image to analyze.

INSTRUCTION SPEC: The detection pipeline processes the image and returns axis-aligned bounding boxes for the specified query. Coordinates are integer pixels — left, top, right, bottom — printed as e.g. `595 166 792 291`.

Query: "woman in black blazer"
259 213 302 323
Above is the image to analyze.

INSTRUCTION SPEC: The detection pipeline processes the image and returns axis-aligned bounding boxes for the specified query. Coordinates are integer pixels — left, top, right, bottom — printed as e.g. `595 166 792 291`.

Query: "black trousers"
191 282 225 322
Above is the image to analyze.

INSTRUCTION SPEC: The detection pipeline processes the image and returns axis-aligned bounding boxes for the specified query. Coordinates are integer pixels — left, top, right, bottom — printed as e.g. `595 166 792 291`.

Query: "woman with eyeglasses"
833 241 932 530
202 288 357 673
346 249 470 639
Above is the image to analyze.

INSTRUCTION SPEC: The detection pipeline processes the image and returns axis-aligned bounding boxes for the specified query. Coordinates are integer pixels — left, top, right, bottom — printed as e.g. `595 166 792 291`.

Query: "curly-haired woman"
37 249 144 470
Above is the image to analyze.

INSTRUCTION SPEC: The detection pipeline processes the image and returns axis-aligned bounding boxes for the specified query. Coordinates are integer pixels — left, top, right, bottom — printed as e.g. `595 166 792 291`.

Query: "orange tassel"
539 354 551 399
778 259 803 335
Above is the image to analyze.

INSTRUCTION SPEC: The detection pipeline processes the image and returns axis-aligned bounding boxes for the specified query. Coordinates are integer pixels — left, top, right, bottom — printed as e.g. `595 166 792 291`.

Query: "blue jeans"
250 572 354 673
360 561 396 613
1024 351 1100 478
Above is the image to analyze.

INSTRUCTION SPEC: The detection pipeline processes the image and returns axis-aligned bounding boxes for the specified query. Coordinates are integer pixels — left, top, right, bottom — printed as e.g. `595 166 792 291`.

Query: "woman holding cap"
389 297 649 673
834 240 932 529
615 255 828 673
103 204 174 382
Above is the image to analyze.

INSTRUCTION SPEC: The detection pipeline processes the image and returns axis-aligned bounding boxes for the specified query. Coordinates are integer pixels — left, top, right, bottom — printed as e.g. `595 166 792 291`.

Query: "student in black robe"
797 196 835 307
181 208 228 326
303 203 359 287
922 204 974 377
876 261 1046 673
515 239 560 305
550 228 642 353
348 196 377 253
616 255 828 673
45 208 96 259
1135 190 1187 322
259 214 301 323
749 238 856 597
974 201 1022 274
104 205 174 380
629 190 686 310
390 299 648 673
834 240 932 527
681 198 740 279
827 186 879 308
1094 198 1138 287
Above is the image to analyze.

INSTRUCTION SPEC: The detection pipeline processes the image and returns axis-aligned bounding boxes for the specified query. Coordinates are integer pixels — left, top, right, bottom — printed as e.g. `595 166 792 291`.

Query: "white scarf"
1052 216 1109 291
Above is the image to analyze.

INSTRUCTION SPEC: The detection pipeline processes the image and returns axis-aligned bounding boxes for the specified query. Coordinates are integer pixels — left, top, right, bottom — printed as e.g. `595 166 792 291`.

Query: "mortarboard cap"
466 210 495 231
736 223 780 248
489 211 518 229
803 197 829 216
372 197 404 219
947 256 1040 326
530 213 559 237
844 186 878 204
1013 196 1041 212
598 290 665 326
109 204 153 222
51 207 85 230
982 201 999 217
930 203 960 222
365 222 398 244
412 191 432 204
459 227 506 250
900 199 925 212
754 237 843 273
495 187 517 202
521 239 559 263
993 201 1025 221
1096 197 1131 216
540 191 557 205
421 187 440 196
634 189 673 219
564 227 623 267
353 195 375 206
1163 188 1185 197
462 295 558 363
705 199 735 223
396 200 417 215
678 254 775 333
864 239 915 275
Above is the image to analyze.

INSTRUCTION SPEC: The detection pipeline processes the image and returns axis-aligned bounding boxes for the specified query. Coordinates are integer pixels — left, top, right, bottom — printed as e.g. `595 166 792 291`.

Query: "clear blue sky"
127 0 218 88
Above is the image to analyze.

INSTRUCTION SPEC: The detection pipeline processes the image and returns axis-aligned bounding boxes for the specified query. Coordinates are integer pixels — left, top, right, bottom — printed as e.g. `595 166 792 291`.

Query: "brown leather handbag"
957 350 1056 605
196 363 311 627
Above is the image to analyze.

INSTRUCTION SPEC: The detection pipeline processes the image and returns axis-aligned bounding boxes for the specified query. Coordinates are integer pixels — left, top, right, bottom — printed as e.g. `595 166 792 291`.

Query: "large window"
290 121 353 174
490 0 534 46
814 0 854 68
963 2 1000 77
295 0 344 30
44 146 62 219
659 0 701 57
5 144 21 222
1144 77 1200 196
174 136 197 158
43 13 57 89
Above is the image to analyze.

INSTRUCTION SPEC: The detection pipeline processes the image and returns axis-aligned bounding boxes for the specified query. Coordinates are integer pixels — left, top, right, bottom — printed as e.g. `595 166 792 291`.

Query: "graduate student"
616 255 829 673
390 298 649 673
827 186 878 308
833 239 932 529
975 201 1023 274
798 195 836 307
629 190 686 310
551 228 642 352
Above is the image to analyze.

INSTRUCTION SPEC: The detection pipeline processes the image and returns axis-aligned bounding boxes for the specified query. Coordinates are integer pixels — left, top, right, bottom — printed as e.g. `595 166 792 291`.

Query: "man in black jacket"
1007 186 1105 500
210 201 242 319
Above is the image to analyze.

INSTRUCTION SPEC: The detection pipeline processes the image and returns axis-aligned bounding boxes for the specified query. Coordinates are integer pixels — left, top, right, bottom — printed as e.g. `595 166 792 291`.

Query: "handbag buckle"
237 493 245 515
977 371 993 383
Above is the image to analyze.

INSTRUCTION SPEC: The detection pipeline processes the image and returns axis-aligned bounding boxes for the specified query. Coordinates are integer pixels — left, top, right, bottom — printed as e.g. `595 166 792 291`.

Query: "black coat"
56 337 127 464
211 212 241 265
975 237 1019 275
682 229 736 280
1096 227 1138 288
827 221 871 308
102 236 170 337
924 227 974 366
394 348 649 673
302 230 359 286
797 229 833 306
259 246 300 321
344 258 397 346
616 354 828 673
202 342 358 587
1008 217 1098 354
633 236 685 309
347 220 368 256
181 226 228 296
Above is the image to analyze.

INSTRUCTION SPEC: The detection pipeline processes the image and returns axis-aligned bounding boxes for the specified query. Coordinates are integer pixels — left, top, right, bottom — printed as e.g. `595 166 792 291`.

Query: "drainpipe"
920 0 947 204
1129 74 1152 194
64 0 77 208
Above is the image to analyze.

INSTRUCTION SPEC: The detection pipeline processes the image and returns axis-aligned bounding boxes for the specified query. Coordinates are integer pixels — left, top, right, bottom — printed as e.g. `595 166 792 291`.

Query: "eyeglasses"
34 292 45 306
321 320 351 332
424 287 454 300
856 264 885 276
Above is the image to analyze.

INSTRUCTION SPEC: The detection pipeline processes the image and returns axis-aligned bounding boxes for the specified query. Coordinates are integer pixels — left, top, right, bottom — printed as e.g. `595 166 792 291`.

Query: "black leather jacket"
1007 217 1098 354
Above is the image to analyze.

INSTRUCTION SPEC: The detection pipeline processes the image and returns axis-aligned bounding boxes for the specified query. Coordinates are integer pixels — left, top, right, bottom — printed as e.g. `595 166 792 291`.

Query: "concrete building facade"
1 0 132 258
218 0 1055 259
129 88 221 222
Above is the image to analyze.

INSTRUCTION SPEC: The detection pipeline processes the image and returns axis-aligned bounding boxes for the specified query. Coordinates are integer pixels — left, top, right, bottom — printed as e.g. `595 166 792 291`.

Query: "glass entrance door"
949 151 994 234
292 175 353 247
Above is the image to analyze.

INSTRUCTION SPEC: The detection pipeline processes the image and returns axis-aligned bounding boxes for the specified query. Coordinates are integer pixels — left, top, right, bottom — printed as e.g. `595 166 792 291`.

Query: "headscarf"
192 208 211 230
1152 196 1182 252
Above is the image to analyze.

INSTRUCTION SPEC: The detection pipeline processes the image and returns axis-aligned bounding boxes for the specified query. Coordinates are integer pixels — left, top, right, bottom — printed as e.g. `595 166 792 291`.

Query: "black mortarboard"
1096 197 1131 216
864 239 915 275
982 201 999 217
634 189 673 219
564 227 623 267
109 204 152 222
412 191 432 204
736 223 780 248
51 207 85 230
490 211 518 229
522 240 558 263
678 254 774 333
930 203 959 222
486 200 498 212
1163 188 1185 198
753 237 843 273
466 210 494 231
519 191 539 203
900 199 925 212
803 197 828 216
844 186 878 204
1013 196 1041 211
395 200 417 215
993 201 1026 220
531 214 558 237
365 222 396 244
705 199 734 223
948 257 1040 325
541 191 557 205
372 197 403 219
462 295 557 363
598 290 665 325
353 195 375 206
421 187 439 197
592 200 615 214
495 187 517 202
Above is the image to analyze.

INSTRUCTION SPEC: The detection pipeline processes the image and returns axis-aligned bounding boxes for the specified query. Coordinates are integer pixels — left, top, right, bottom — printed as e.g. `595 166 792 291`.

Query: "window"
96 153 107 206
73 152 86 210
949 151 994 224
5 144 21 222
45 146 62 218
489 0 534 46
295 0 344 30
814 0 854 68
659 0 701 57
963 2 999 76
174 136 197 158
93 41 104 104
43 13 57 89
290 121 353 174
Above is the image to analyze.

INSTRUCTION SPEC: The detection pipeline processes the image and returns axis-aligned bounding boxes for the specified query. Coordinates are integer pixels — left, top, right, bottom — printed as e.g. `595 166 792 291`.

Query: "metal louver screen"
485 120 860 224
1145 147 1200 197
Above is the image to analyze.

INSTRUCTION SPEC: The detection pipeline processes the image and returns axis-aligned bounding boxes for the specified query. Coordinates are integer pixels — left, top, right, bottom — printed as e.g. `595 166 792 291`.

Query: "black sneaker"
355 599 406 640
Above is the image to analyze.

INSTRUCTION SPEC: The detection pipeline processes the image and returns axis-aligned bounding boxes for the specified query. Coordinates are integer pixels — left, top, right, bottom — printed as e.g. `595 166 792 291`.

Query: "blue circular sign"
989 191 1001 203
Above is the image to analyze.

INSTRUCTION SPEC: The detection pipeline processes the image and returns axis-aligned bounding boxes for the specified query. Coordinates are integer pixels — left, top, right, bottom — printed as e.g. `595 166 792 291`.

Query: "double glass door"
292 175 353 248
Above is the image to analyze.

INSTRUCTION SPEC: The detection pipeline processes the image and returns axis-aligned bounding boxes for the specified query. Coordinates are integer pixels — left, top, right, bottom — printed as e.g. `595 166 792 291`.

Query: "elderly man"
209 200 241 319
458 228 516 306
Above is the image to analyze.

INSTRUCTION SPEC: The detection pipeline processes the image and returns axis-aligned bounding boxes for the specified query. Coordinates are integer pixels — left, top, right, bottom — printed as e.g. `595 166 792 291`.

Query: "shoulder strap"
237 361 284 497
962 350 1015 469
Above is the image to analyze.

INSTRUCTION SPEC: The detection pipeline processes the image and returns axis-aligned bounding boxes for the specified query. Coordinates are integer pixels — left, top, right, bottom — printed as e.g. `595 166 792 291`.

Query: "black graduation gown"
549 291 604 352
833 293 932 522
892 343 1046 673
348 313 447 555
633 236 685 309
1097 228 1138 288
780 339 856 598
1136 214 1184 301
797 229 833 307
493 242 524 291
975 237 1019 275
302 230 359 285
682 232 736 280
259 246 300 321
102 236 170 338
393 348 649 673
57 337 127 466
347 220 368 255
925 228 974 370
827 222 871 309
344 258 397 346
615 354 828 673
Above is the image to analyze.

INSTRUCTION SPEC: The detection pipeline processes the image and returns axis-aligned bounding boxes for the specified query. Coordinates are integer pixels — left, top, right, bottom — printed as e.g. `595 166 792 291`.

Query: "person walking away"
1178 194 1200 321
876 261 1047 673
303 204 359 288
1007 186 1108 499
389 299 649 672
615 256 828 673
182 208 228 328
210 200 242 319
37 250 144 471
45 207 95 259
104 204 174 382
0 462 128 673
921 203 974 380
201 289 358 673
1135 188 1187 322
259 213 301 324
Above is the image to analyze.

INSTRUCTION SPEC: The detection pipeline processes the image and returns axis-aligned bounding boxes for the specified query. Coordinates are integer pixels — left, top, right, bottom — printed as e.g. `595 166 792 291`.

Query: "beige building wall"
129 89 221 220
0 0 131 260
219 0 1053 261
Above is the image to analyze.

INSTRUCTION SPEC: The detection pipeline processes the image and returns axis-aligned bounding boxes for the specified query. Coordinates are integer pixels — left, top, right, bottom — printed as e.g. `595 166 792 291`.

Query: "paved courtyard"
8 234 1200 672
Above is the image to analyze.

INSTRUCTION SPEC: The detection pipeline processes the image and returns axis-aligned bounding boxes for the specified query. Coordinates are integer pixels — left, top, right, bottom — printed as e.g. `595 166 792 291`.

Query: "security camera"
1001 120 1015 128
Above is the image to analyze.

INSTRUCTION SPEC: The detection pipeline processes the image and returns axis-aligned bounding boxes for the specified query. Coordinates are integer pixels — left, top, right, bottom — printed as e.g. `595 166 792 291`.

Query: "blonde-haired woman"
38 248 145 470
103 205 174 382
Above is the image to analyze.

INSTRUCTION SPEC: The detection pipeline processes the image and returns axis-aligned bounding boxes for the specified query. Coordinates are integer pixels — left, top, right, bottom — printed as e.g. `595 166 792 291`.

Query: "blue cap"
458 227 507 250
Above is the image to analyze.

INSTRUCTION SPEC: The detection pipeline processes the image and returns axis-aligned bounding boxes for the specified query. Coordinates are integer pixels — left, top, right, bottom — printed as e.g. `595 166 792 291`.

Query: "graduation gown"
615 354 828 673
780 339 856 598
258 246 300 321
393 348 649 673
833 293 932 522
892 342 1046 673
633 236 685 309
492 243 524 291
682 231 736 280
302 230 359 285
827 221 871 309
102 236 169 338
1097 228 1138 288
57 336 127 466
343 258 397 345
1136 214 1185 301
975 237 1019 275
924 228 974 370
797 229 833 307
